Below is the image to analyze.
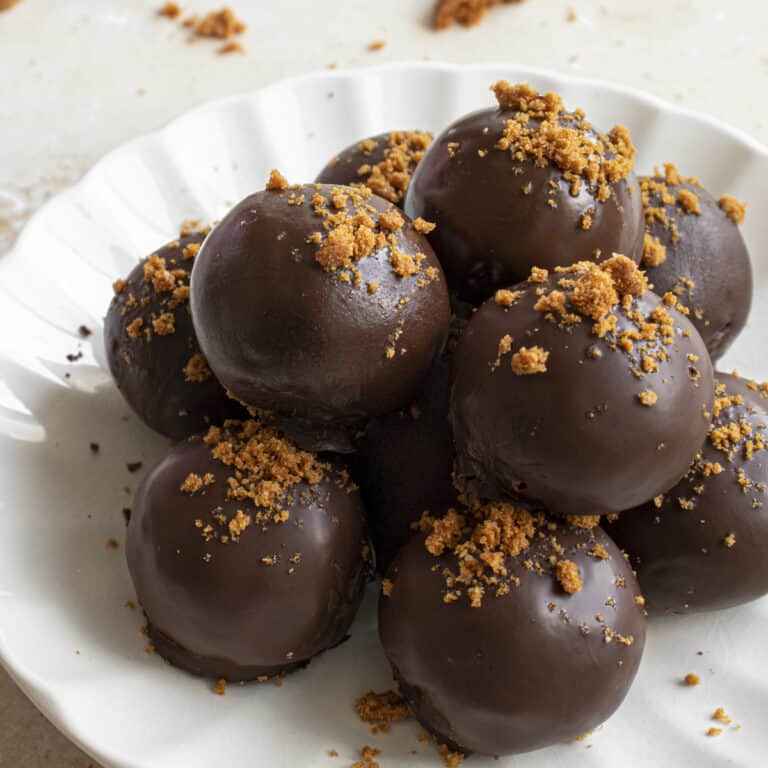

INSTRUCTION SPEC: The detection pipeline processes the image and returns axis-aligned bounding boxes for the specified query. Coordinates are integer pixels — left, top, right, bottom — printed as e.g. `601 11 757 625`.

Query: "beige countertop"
1 0 767 765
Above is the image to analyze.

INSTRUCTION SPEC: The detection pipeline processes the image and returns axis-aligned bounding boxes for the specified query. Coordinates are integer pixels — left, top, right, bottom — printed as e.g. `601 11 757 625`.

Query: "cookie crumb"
158 2 181 18
381 579 394 597
683 673 701 686
105 538 119 550
638 390 658 407
356 690 409 733
266 169 289 191
434 0 523 29
718 194 747 224
706 727 722 737
724 533 736 548
213 678 227 696
368 39 386 52
556 559 582 594
510 345 549 375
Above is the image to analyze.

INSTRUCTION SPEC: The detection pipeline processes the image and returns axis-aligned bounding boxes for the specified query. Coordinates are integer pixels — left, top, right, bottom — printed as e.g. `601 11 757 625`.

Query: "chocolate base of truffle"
147 619 329 682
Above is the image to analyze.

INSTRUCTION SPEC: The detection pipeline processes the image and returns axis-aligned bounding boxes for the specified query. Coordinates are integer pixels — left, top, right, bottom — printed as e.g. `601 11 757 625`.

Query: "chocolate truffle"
379 504 646 756
404 81 644 303
190 174 451 450
607 371 768 614
357 326 460 572
639 164 752 360
315 130 432 206
105 227 242 440
127 419 372 681
450 256 715 517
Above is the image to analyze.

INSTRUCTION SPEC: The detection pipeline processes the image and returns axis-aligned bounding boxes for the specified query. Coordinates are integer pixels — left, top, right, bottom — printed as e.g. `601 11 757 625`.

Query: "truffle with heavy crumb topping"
127 419 372 681
190 176 450 452
405 81 644 303
316 131 433 206
607 371 768 614
450 257 714 517
379 503 646 756
638 164 752 360
105 229 244 439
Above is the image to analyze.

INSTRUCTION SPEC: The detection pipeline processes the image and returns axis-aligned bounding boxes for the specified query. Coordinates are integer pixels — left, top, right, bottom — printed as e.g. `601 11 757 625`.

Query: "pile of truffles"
105 81 763 759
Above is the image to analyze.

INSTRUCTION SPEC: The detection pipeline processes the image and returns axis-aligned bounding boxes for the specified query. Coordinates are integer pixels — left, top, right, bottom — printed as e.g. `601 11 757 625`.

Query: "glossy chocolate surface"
405 107 644 303
380 525 646 756
105 233 241 440
641 176 752 360
190 185 451 435
450 273 714 517
607 371 768 614
127 435 371 681
357 348 458 573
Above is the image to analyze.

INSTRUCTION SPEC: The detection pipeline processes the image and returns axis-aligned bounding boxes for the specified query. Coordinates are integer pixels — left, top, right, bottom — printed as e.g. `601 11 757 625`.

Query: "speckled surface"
1 1 767 764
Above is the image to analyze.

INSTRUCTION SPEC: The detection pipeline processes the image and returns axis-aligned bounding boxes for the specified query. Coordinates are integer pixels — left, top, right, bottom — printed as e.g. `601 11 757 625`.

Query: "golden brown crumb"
105 538 119 550
367 282 379 295
381 579 394 597
707 727 722 737
718 194 747 224
413 217 437 234
677 188 701 215
218 40 245 55
180 472 204 493
556 559 583 594
266 169 289 191
642 232 667 267
352 745 382 768
328 749 339 758
713 708 732 725
494 289 522 307
638 390 658 407
213 678 227 695
434 0 523 29
194 7 246 39
183 353 212 383
126 317 144 339
566 514 601 529
437 743 465 767
113 278 128 294
684 673 701 686
0 0 22 10
356 690 409 732
151 312 175 335
368 39 386 51
724 533 736 548
510 345 549 375
158 2 181 18
529 266 549 283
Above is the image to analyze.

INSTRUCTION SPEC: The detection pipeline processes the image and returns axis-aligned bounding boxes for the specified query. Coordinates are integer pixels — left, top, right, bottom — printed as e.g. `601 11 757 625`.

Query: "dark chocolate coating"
127 437 371 681
450 277 714 517
315 131 431 206
357 349 458 573
105 233 242 440
380 526 646 756
190 185 451 436
607 371 768 614
405 107 644 303
641 177 752 360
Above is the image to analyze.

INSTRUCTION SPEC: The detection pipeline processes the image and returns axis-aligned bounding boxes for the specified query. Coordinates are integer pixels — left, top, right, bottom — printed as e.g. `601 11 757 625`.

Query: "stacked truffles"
105 80 761 760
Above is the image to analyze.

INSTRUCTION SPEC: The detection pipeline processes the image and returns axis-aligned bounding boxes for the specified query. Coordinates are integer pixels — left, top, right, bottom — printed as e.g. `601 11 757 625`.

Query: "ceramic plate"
0 62 766 768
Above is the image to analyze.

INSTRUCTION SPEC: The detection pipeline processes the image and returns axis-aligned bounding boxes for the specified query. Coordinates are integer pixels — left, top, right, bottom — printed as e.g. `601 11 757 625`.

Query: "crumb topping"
269 173 439 291
684 672 701 686
556 559 582 594
193 7 247 39
510 345 549 375
180 420 355 546
718 194 747 224
183 352 213 383
354 131 433 204
490 81 636 204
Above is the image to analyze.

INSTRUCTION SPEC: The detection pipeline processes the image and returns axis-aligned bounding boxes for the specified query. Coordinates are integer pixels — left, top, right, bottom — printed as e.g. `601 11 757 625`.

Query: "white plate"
1 62 767 768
